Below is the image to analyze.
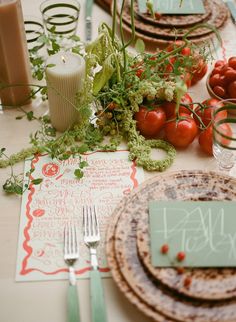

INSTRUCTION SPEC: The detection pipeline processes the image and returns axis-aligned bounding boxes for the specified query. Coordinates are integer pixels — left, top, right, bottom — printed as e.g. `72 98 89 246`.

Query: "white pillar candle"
45 52 85 132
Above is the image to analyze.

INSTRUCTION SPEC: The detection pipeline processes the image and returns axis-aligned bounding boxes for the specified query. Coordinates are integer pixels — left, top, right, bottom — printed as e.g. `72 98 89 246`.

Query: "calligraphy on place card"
137 0 205 14
149 201 236 267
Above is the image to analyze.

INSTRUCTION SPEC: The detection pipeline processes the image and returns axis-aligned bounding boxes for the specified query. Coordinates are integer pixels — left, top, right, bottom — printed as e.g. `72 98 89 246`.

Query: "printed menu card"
138 0 205 14
149 201 236 267
16 151 144 281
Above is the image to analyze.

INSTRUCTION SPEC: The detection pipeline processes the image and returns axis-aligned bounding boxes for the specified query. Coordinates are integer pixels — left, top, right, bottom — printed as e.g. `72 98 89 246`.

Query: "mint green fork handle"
86 0 94 17
68 284 81 322
90 269 108 322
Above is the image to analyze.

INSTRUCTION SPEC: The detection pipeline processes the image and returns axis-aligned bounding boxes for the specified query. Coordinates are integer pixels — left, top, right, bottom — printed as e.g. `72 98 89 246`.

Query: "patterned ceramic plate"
118 0 228 39
134 0 212 28
107 171 236 322
116 17 218 51
106 197 175 322
137 206 236 301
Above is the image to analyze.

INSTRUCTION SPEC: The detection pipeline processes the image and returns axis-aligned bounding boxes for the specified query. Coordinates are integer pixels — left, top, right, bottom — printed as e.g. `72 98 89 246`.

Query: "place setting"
106 170 236 322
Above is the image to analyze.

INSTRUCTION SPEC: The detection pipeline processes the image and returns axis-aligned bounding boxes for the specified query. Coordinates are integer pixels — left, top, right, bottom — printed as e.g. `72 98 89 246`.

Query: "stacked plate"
117 0 229 48
95 0 111 13
106 170 236 322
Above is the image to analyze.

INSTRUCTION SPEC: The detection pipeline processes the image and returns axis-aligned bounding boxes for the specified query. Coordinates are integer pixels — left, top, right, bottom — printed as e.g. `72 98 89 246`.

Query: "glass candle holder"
24 16 45 52
40 0 80 38
212 99 236 172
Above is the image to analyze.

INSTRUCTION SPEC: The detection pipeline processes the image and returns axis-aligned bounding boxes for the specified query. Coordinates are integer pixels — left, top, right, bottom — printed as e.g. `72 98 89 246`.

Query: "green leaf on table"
74 168 84 179
146 0 155 17
37 34 50 45
77 144 89 153
135 39 145 53
52 41 60 52
49 26 56 33
93 55 115 95
32 57 44 66
31 178 43 185
0 147 6 157
16 115 23 120
46 64 56 68
70 35 81 42
26 111 34 121
3 180 23 195
36 71 44 81
45 126 56 137
72 46 81 55
79 160 88 169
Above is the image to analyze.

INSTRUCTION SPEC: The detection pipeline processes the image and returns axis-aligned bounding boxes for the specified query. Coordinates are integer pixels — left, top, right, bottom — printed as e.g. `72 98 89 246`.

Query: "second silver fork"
64 222 81 322
83 205 107 322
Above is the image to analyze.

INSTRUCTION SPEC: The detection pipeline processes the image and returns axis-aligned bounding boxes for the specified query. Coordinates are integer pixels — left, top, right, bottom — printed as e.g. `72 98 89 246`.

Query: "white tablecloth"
0 1 235 321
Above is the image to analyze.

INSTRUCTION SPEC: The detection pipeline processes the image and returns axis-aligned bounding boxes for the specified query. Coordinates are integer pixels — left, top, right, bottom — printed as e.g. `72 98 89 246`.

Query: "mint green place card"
149 201 236 267
138 0 205 14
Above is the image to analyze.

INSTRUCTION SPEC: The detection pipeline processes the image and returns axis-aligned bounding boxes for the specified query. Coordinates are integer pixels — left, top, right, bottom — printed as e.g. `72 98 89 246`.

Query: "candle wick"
61 56 66 63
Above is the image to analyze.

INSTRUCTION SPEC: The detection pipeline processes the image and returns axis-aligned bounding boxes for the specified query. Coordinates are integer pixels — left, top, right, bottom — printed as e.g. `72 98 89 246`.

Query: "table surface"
1 1 236 322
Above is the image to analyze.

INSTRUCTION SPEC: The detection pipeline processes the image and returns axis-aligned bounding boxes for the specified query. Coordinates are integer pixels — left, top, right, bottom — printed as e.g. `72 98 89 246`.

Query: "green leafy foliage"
31 178 43 185
135 39 145 54
74 168 84 179
1 1 220 196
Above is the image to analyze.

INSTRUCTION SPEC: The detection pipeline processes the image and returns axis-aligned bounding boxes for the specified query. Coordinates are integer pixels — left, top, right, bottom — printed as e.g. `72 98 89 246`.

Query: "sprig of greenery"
0 148 43 195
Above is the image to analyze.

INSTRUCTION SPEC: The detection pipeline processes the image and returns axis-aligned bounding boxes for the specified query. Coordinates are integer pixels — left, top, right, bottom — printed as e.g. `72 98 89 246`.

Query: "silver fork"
83 205 107 322
64 223 81 322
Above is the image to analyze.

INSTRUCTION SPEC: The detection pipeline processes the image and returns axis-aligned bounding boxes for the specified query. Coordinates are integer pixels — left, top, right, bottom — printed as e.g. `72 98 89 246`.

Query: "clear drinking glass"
40 0 80 38
212 99 236 172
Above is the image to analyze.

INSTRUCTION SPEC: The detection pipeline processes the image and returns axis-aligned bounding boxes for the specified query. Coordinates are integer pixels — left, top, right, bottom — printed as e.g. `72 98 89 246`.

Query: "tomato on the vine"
198 126 213 155
228 81 236 98
214 60 225 68
162 93 193 119
228 57 236 69
164 113 198 148
194 98 227 127
134 105 166 138
208 56 236 99
199 123 233 155
136 68 145 79
191 58 208 85
181 72 192 88
166 40 191 56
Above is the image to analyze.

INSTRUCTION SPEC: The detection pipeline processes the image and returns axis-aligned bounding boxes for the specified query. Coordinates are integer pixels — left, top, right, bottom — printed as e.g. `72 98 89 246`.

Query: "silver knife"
85 0 94 42
225 0 236 24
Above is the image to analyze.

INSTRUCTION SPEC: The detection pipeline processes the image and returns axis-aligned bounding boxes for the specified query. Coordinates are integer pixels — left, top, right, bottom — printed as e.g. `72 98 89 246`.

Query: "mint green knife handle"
86 0 94 17
90 270 107 322
68 284 81 322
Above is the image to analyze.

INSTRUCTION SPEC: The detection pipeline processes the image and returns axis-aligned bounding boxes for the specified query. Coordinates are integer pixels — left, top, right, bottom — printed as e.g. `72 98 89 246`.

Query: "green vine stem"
183 23 222 45
111 0 117 44
120 0 135 51
0 83 47 108
0 147 41 168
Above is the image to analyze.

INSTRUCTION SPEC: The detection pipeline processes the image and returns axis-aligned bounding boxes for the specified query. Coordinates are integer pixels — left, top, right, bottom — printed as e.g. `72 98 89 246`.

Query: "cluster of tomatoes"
208 57 236 99
165 41 208 88
134 96 232 156
133 42 234 156
134 41 208 88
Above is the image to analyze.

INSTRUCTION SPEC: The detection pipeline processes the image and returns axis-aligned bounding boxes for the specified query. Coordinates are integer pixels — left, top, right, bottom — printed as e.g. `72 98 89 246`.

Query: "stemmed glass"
212 99 236 173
